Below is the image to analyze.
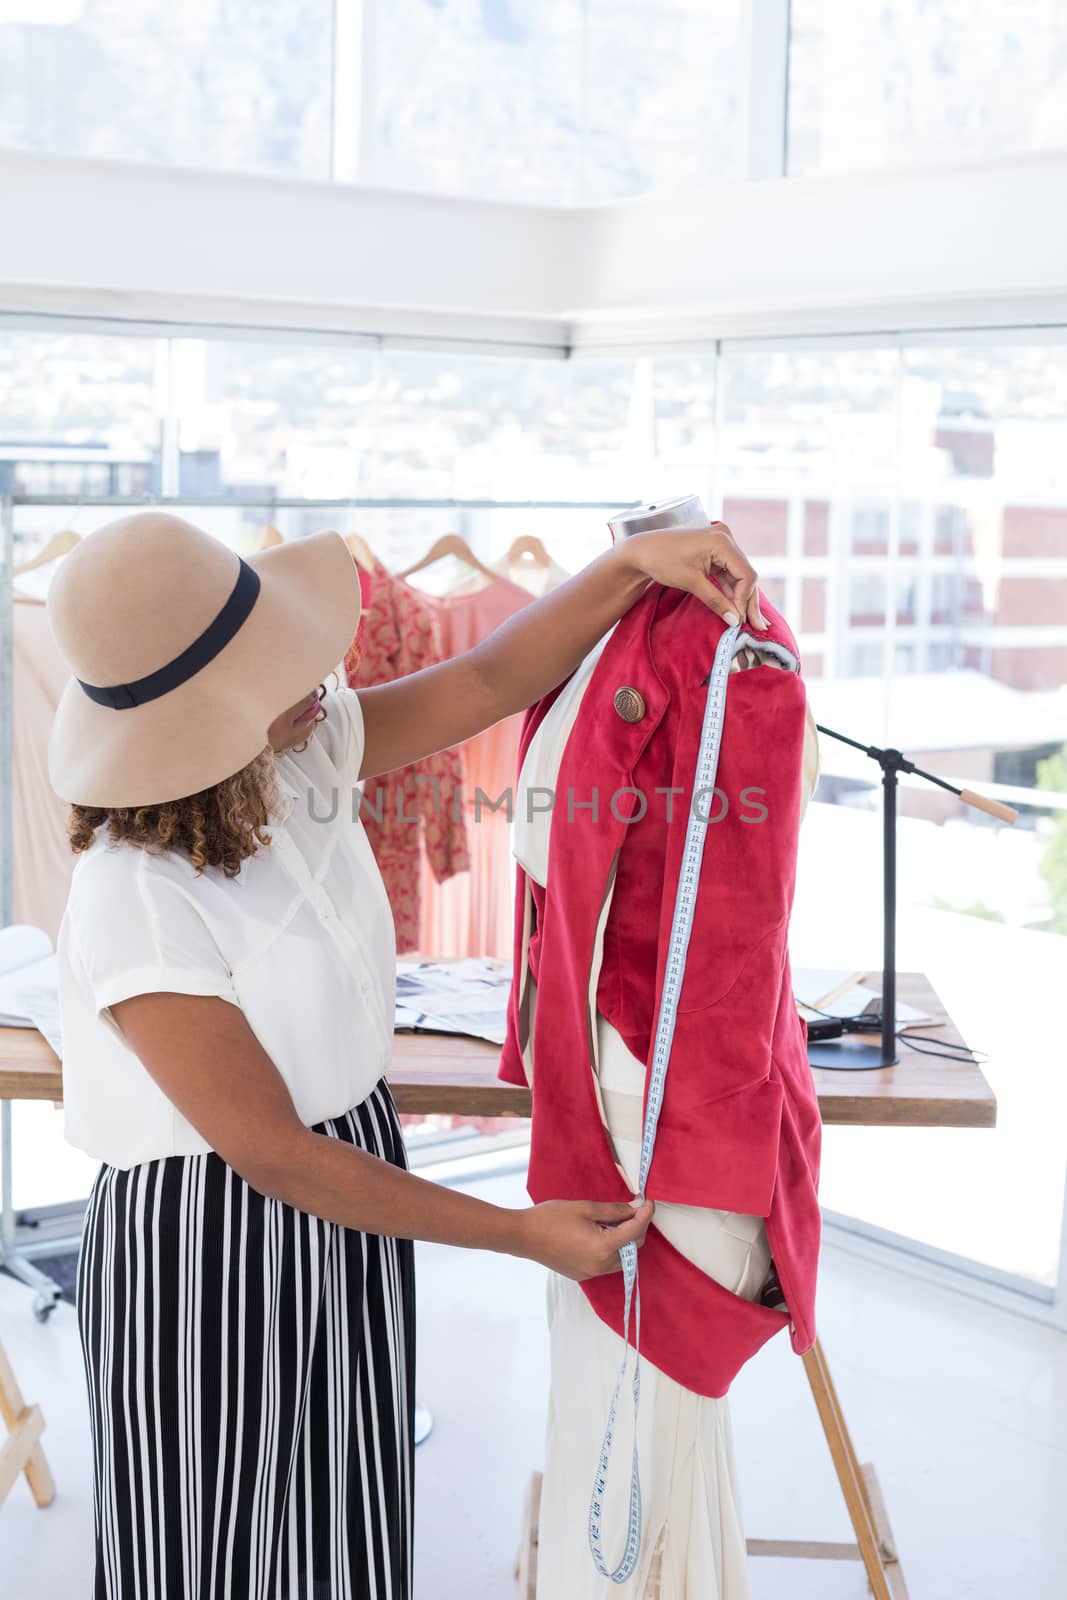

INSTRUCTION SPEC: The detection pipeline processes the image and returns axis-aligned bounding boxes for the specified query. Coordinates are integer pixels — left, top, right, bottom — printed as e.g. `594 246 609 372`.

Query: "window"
930 571 958 621
841 640 884 676
788 0 1067 175
575 0 748 202
0 329 160 559
896 574 917 622
366 0 747 203
813 340 1067 1295
0 0 747 200
719 347 902 551
366 0 585 202
851 503 889 550
170 338 380 502
935 504 972 556
5 323 1066 1307
848 572 886 623
927 640 958 671
715 336 1067 1299
899 500 922 552
0 0 333 177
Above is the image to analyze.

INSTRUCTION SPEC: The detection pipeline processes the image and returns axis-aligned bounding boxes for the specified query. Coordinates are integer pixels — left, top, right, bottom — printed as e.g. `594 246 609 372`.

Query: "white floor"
1 1169 1065 1599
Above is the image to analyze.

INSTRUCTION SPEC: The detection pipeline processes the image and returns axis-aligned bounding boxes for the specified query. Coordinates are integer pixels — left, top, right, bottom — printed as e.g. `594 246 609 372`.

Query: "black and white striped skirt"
77 1079 415 1599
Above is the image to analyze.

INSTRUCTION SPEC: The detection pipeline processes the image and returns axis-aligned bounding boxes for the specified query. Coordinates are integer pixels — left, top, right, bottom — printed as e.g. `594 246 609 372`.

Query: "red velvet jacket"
499 584 822 1398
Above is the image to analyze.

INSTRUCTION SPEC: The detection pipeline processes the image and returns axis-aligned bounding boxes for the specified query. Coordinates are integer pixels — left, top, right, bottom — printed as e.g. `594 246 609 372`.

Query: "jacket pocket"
645 1073 784 1216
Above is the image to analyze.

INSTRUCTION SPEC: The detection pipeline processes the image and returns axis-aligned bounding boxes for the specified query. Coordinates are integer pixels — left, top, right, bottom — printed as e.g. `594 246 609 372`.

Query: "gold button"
613 685 646 723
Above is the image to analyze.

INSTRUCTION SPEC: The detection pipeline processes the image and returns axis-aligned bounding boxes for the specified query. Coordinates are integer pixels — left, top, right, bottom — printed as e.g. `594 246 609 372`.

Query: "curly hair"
68 687 330 875
68 747 280 877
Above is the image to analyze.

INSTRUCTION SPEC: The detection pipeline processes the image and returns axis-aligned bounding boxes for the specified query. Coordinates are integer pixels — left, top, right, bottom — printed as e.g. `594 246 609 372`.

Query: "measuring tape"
588 618 742 1584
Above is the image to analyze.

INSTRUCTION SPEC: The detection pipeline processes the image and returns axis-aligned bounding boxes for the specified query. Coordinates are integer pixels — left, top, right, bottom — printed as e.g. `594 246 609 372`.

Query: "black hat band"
78 559 262 711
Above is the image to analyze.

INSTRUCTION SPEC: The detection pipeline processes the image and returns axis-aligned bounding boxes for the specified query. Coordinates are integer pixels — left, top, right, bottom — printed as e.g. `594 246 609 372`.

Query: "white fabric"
524 984 766 1600
57 688 397 1169
540 1272 755 1600
490 551 573 597
514 635 818 1600
596 1015 772 1293
512 624 618 884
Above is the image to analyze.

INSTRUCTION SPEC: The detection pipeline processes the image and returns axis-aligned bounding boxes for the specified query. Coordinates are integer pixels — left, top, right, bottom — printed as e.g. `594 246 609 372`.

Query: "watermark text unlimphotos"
304 779 770 827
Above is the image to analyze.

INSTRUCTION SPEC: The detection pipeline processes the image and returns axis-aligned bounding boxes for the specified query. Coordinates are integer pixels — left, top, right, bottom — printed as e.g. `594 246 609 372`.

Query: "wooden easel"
748 1336 908 1596
516 1335 908 1598
0 1339 54 1512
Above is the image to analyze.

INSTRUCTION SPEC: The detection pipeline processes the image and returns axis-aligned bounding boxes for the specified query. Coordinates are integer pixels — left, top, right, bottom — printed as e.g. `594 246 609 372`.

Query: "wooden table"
0 971 994 1598
1 971 996 1130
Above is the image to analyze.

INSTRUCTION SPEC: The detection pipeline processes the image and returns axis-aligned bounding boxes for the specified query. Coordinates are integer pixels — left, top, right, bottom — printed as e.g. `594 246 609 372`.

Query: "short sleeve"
315 687 367 783
67 848 239 1019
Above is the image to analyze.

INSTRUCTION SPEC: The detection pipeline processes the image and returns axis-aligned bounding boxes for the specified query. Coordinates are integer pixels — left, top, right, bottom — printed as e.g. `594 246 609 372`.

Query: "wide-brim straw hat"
46 513 362 808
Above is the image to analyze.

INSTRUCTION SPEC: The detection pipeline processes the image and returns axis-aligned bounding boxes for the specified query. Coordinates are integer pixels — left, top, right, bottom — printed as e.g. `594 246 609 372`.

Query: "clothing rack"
1 495 637 511
0 491 637 1314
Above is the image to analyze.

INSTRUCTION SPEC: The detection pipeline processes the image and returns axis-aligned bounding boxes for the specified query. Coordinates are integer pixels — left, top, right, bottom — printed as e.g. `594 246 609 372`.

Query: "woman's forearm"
467 540 652 720
109 990 652 1283
255 1126 652 1282
265 1126 523 1253
468 524 761 721
356 521 762 785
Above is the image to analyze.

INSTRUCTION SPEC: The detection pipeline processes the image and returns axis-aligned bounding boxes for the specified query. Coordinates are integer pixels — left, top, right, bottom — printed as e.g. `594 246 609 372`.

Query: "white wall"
569 150 1067 349
0 149 574 351
1 146 1066 352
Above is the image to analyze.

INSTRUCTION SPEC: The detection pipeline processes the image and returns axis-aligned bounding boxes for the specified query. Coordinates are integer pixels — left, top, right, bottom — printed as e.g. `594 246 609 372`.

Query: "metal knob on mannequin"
607 494 709 543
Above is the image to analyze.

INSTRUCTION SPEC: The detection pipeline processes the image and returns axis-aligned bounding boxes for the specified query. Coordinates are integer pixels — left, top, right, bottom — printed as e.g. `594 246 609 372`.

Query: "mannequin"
501 526 822 1598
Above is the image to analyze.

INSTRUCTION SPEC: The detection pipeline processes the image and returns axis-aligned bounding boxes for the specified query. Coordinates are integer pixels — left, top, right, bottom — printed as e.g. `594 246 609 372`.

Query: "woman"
46 510 762 1599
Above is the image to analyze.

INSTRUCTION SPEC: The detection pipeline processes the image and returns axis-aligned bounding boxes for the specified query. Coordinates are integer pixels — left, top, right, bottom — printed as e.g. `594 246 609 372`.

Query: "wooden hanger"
398 531 496 584
14 528 81 576
505 535 551 569
254 523 284 551
345 532 380 573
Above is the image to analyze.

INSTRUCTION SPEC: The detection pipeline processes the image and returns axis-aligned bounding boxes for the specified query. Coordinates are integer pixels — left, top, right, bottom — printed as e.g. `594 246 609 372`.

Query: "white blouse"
57 688 398 1170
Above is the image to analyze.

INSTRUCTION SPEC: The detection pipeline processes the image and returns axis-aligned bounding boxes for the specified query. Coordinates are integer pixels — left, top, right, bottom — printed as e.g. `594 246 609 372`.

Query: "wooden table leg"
801 1337 908 1598
514 1469 542 1599
0 1339 54 1510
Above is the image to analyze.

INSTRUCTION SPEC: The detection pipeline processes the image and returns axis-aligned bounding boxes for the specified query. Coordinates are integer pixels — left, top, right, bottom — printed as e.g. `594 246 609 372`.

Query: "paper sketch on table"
14 985 63 1056
395 957 512 1045
0 925 60 1041
793 966 933 1027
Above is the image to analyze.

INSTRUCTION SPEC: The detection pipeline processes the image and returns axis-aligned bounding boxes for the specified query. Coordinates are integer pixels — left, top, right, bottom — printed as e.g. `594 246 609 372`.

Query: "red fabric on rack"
344 562 470 954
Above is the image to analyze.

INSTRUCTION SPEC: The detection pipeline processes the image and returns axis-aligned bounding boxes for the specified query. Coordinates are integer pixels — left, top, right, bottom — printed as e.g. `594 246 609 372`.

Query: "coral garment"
344 562 470 954
416 576 533 959
500 583 823 1397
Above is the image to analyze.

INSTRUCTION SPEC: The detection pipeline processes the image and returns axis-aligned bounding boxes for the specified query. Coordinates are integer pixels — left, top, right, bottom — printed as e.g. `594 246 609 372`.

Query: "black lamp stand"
804 722 1016 1072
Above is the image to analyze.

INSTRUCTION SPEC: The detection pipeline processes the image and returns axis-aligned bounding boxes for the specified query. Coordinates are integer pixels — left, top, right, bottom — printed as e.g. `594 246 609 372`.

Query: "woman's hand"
622 522 768 631
356 517 766 781
512 1197 655 1282
110 994 657 1270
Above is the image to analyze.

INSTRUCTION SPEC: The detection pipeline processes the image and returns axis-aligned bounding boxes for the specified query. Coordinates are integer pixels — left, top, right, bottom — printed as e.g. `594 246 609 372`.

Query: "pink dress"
344 562 470 953
416 576 532 958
